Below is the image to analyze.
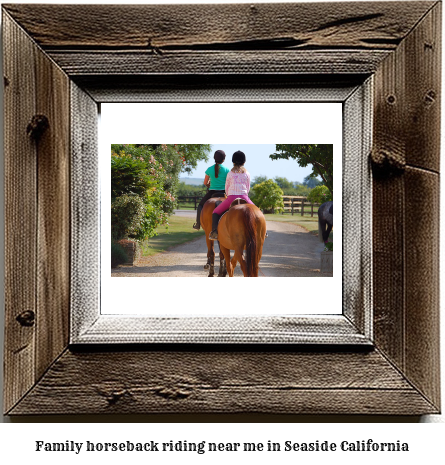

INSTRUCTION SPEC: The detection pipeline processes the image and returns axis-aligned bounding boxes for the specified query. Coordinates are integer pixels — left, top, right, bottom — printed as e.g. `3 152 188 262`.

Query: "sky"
185 144 315 184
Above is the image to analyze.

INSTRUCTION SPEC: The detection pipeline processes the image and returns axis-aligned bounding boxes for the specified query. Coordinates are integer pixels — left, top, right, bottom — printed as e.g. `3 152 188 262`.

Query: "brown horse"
201 199 267 277
200 197 227 277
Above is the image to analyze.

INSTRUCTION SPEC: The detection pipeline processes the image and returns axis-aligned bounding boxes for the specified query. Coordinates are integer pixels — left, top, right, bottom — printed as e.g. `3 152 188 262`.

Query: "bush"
308 184 332 204
111 194 146 240
111 153 152 200
250 180 284 213
111 241 128 268
111 144 211 240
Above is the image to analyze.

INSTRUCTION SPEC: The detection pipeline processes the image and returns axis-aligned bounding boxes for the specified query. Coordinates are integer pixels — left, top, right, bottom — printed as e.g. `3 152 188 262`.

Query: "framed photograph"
3 2 440 415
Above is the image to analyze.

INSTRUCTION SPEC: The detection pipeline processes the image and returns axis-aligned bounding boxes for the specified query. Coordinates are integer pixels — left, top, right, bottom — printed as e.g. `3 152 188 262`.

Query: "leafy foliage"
250 180 284 213
308 185 332 204
111 194 146 240
270 144 333 193
175 144 211 174
111 155 152 200
294 184 312 197
273 176 294 191
130 144 211 174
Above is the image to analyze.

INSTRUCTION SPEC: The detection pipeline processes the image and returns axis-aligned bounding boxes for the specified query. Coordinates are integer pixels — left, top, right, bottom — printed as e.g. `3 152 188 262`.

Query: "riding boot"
193 204 203 230
209 212 220 240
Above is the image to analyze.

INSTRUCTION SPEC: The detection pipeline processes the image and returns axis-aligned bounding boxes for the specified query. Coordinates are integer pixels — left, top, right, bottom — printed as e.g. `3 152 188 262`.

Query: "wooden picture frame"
2 2 441 416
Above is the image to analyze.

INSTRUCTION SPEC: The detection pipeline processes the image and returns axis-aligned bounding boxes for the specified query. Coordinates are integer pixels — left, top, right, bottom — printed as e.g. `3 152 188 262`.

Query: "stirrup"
192 222 200 230
209 230 218 240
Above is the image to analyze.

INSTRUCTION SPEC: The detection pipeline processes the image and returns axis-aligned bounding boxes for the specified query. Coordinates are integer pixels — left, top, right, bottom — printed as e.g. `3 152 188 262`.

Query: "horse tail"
244 207 258 277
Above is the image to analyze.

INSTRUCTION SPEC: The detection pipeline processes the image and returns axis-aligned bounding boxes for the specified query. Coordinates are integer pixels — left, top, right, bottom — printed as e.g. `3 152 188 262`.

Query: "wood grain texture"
34 44 71 380
2 2 435 50
372 3 441 411
3 11 71 413
3 12 38 414
47 50 390 76
404 168 440 408
372 175 405 368
404 2 441 172
8 349 437 415
70 83 100 338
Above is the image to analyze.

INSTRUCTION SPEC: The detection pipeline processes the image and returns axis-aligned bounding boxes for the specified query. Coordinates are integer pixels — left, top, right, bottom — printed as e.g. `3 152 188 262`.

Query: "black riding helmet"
232 150 246 165
214 150 226 163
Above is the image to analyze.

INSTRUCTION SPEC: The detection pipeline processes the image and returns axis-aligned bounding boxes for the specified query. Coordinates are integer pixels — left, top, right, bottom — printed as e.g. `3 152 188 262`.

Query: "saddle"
229 198 249 208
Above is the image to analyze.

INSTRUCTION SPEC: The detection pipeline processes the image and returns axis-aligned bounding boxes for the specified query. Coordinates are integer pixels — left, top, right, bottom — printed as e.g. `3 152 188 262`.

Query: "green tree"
250 180 284 213
303 175 322 189
132 144 210 174
270 144 333 193
251 175 268 187
308 185 332 204
274 176 294 190
273 176 297 195
294 184 311 197
175 144 211 174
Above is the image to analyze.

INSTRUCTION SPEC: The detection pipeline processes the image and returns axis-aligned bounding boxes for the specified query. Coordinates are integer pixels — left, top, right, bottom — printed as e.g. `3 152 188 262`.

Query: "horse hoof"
204 264 210 270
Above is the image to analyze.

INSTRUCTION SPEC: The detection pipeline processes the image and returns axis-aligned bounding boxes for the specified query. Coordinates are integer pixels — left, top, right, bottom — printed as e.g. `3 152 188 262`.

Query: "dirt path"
112 211 331 278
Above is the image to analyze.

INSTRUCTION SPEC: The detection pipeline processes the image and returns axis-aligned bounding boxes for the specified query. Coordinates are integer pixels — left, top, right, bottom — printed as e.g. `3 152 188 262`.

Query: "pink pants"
213 194 255 215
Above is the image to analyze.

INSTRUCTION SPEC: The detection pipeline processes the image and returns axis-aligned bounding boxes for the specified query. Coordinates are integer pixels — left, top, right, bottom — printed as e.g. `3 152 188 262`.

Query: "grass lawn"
140 214 205 256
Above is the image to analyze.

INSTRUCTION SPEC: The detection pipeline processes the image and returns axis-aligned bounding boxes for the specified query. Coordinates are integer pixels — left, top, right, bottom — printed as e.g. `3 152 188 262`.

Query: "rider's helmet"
232 150 246 165
214 150 226 163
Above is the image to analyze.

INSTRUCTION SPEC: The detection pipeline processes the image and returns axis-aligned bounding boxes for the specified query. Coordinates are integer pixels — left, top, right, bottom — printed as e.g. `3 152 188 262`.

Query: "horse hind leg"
218 249 227 277
220 246 233 277
205 236 215 277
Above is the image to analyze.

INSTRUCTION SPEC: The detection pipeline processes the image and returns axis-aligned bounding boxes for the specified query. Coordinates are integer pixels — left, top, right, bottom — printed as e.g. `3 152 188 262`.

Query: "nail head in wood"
370 149 406 178
26 114 49 140
16 310 35 327
424 90 436 105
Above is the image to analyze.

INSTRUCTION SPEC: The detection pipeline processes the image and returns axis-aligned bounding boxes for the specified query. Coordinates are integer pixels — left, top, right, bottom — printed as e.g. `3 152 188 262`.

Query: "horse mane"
243 207 258 277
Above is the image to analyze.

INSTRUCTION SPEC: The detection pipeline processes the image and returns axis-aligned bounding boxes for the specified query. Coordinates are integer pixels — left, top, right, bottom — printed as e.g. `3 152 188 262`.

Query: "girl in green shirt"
193 150 229 230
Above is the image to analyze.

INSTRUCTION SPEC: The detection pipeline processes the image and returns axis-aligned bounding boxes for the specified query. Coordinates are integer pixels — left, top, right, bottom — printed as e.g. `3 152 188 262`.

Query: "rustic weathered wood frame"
3 2 441 415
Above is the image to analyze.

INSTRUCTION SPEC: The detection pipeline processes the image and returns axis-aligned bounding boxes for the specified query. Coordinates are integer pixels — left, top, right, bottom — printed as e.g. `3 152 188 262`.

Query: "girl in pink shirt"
209 150 255 240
